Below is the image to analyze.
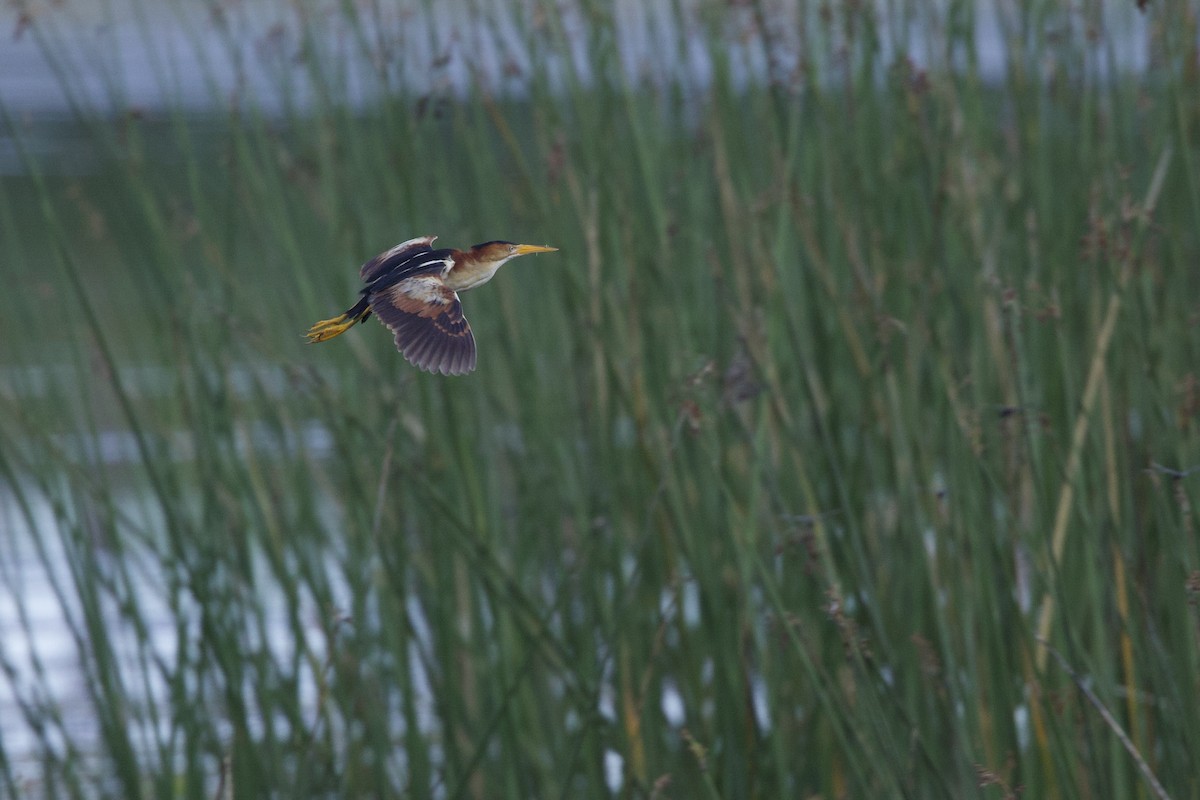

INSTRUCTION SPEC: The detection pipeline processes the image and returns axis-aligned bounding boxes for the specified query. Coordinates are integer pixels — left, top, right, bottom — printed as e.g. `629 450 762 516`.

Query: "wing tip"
408 337 477 376
392 327 477 376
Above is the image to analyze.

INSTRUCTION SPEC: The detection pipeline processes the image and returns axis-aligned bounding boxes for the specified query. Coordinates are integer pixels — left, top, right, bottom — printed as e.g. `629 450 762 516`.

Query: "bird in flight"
306 235 558 375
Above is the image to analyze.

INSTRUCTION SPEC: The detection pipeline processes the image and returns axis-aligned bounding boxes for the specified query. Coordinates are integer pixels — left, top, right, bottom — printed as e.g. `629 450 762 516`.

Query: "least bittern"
306 235 558 375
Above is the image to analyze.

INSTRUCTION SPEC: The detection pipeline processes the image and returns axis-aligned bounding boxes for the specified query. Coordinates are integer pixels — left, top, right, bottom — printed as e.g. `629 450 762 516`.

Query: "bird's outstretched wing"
369 274 477 375
360 235 441 283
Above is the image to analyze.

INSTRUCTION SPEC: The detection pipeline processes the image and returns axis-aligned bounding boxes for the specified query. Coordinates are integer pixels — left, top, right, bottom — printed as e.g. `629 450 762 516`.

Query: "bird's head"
446 240 558 292
467 240 559 267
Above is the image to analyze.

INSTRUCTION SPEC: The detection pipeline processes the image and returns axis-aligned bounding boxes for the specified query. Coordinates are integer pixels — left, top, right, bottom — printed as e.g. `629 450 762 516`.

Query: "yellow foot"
310 312 349 328
306 314 354 343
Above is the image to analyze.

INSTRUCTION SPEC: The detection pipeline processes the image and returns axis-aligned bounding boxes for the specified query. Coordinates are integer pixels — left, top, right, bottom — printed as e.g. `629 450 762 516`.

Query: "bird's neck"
445 252 512 292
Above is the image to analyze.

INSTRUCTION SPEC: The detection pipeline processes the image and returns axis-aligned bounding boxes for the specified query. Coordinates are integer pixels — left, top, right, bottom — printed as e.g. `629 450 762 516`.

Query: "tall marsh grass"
1 0 1199 797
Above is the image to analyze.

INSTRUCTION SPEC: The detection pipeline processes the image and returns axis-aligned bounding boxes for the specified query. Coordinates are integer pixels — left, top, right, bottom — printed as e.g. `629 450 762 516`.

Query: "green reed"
1 0 1199 797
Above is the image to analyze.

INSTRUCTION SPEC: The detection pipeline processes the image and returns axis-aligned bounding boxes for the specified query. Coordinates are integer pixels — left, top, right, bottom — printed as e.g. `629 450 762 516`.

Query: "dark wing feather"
363 251 455 295
369 274 476 375
360 235 442 283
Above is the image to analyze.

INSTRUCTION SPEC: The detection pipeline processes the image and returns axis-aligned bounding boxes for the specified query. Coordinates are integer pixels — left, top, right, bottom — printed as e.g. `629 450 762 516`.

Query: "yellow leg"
306 313 356 343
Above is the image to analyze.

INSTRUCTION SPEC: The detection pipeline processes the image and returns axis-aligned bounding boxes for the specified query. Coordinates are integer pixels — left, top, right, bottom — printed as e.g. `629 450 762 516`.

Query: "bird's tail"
306 296 371 343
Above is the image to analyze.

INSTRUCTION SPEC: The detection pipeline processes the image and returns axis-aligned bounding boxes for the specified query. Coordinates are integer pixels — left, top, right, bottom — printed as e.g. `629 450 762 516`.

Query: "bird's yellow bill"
514 244 558 255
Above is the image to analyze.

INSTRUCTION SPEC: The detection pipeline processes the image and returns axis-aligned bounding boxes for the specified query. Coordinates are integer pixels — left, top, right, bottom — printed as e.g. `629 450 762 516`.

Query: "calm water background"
2 1 1153 113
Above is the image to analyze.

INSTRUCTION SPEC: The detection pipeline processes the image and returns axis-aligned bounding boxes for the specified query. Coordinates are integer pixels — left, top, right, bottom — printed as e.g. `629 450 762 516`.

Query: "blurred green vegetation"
2 0 1199 797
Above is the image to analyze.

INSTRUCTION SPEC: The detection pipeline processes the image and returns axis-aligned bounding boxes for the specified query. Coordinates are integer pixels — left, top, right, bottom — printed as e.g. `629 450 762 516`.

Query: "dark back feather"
360 235 443 283
361 239 455 293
